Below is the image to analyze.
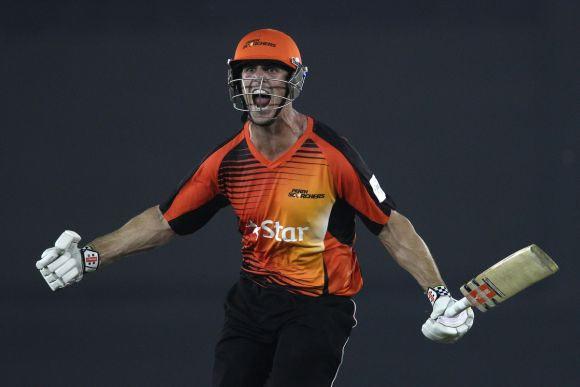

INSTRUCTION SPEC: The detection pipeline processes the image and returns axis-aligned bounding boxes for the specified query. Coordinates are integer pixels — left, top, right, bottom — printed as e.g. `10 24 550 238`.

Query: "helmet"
227 29 308 112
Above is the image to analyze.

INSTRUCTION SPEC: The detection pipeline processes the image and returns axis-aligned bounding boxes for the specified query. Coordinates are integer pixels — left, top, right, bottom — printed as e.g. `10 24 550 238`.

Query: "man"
36 29 474 386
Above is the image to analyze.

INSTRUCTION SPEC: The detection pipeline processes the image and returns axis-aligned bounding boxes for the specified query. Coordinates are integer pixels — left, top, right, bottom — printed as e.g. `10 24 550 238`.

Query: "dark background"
1 1 578 386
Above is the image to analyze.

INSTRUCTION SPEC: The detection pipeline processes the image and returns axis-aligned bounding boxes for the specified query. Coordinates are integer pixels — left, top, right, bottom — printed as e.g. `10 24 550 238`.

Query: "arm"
36 205 176 291
379 210 475 342
312 130 473 340
36 140 232 291
378 210 444 290
87 205 176 267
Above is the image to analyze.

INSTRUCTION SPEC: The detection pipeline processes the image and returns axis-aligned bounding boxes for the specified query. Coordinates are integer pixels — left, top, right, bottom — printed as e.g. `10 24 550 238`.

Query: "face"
240 62 290 125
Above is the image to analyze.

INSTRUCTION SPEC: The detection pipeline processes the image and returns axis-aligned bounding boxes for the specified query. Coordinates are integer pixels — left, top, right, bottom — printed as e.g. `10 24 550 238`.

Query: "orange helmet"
227 28 308 113
229 28 302 70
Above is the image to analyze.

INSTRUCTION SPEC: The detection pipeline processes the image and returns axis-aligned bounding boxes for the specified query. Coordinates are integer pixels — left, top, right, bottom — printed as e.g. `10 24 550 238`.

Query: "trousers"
212 276 357 387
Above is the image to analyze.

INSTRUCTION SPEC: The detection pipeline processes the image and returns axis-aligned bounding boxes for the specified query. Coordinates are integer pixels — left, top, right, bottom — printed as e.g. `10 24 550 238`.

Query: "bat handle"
444 297 473 317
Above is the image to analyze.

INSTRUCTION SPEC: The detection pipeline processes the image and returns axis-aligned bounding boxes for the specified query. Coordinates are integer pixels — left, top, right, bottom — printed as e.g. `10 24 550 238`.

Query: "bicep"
313 126 396 234
159 155 227 235
160 185 228 235
335 158 395 234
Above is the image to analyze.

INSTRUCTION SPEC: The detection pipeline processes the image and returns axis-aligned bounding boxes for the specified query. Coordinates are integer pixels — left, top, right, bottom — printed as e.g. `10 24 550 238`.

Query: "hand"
36 230 99 291
421 286 474 344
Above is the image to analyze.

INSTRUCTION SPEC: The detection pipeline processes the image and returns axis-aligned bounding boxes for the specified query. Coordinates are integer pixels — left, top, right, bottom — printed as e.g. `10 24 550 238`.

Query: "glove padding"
422 296 475 344
36 230 84 291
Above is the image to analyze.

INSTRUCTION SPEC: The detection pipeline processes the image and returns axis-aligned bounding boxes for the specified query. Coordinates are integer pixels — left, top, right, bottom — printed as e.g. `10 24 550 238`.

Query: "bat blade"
446 244 558 317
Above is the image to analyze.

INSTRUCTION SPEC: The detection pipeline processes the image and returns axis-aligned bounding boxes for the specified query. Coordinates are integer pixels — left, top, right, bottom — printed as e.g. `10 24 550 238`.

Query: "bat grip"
445 297 473 317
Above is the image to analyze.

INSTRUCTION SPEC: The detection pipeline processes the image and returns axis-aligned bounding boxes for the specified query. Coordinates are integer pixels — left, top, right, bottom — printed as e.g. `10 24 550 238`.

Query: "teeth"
252 89 270 96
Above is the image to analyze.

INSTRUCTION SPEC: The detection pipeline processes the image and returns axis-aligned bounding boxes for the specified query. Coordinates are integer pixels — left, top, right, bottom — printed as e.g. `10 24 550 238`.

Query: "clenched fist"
36 230 100 291
422 285 474 343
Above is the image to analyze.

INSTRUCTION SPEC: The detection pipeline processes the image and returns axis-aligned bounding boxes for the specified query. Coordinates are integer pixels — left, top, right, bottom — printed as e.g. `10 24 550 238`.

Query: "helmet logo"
243 39 277 49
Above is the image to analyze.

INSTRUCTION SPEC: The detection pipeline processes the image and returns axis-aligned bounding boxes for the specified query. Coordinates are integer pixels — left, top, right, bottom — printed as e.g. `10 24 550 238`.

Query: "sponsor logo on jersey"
243 220 260 242
243 39 276 49
246 219 309 242
288 188 325 199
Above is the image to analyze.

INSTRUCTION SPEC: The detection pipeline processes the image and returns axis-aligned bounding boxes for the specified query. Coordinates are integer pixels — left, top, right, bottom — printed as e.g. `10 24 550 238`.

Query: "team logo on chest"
288 188 325 199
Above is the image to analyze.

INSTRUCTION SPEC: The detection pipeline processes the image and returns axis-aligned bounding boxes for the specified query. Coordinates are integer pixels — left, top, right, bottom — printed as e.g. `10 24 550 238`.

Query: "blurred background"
1 1 578 385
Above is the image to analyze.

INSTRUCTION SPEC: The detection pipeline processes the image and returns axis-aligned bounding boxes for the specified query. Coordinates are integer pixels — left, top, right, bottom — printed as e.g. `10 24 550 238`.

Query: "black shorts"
212 276 357 387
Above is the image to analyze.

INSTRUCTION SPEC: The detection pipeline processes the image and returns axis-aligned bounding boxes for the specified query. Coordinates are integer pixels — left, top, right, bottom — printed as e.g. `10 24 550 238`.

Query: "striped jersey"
160 117 396 297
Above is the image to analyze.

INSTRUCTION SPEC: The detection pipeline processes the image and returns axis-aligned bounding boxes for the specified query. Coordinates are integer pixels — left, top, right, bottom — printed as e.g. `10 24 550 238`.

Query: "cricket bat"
445 244 559 317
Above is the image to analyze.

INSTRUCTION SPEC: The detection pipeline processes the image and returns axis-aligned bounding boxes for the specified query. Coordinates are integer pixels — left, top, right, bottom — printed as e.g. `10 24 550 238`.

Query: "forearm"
86 205 175 267
379 211 444 290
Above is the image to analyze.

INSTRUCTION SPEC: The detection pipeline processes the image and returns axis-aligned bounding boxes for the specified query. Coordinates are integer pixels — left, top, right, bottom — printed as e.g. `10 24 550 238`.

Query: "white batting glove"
421 285 474 344
36 230 100 291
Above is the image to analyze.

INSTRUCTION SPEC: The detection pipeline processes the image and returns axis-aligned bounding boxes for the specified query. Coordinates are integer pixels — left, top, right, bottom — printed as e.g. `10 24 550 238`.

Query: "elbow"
154 205 177 239
379 211 418 252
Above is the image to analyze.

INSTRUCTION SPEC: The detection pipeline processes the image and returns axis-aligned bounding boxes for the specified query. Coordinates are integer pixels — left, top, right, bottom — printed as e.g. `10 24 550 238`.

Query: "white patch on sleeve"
369 174 386 203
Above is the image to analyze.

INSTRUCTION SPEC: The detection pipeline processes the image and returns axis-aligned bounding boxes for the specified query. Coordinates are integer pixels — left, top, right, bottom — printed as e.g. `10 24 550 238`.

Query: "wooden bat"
445 244 559 317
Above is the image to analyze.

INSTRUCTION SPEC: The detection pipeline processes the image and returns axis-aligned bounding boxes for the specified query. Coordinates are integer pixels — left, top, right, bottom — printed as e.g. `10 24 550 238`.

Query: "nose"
253 67 267 77
247 67 270 81
246 69 269 89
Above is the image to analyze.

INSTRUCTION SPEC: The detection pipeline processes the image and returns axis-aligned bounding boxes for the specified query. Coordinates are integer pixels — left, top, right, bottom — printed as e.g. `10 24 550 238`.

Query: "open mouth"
252 89 271 109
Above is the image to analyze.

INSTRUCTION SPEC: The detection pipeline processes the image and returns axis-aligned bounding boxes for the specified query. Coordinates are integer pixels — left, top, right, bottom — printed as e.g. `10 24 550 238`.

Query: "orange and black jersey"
160 117 396 297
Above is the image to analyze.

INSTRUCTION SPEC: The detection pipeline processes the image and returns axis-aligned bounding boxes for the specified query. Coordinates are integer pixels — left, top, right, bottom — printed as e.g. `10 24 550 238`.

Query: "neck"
249 107 308 161
250 107 306 136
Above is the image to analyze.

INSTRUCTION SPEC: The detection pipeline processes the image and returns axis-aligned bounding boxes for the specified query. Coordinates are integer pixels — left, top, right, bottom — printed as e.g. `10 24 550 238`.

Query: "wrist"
426 285 450 306
80 245 100 272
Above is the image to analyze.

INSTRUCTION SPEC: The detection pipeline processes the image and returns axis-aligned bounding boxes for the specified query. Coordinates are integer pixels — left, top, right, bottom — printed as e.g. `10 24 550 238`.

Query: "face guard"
227 57 308 112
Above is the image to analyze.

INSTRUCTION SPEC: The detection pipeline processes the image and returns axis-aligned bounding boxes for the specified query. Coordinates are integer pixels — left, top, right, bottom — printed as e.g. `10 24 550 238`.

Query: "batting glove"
421 285 474 343
36 230 100 291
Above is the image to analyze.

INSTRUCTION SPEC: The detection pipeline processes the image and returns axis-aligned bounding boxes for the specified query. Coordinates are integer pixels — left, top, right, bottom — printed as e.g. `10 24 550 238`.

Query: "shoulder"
172 126 245 187
199 126 246 170
311 118 397 212
312 119 349 150
311 119 369 171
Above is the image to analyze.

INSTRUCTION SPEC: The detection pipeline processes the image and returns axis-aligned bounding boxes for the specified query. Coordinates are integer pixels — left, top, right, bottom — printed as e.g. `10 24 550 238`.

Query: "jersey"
160 116 396 297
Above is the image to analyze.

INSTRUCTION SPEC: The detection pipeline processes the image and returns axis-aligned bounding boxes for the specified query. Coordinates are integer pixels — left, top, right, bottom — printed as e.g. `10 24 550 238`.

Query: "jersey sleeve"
314 123 396 235
160 151 229 235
